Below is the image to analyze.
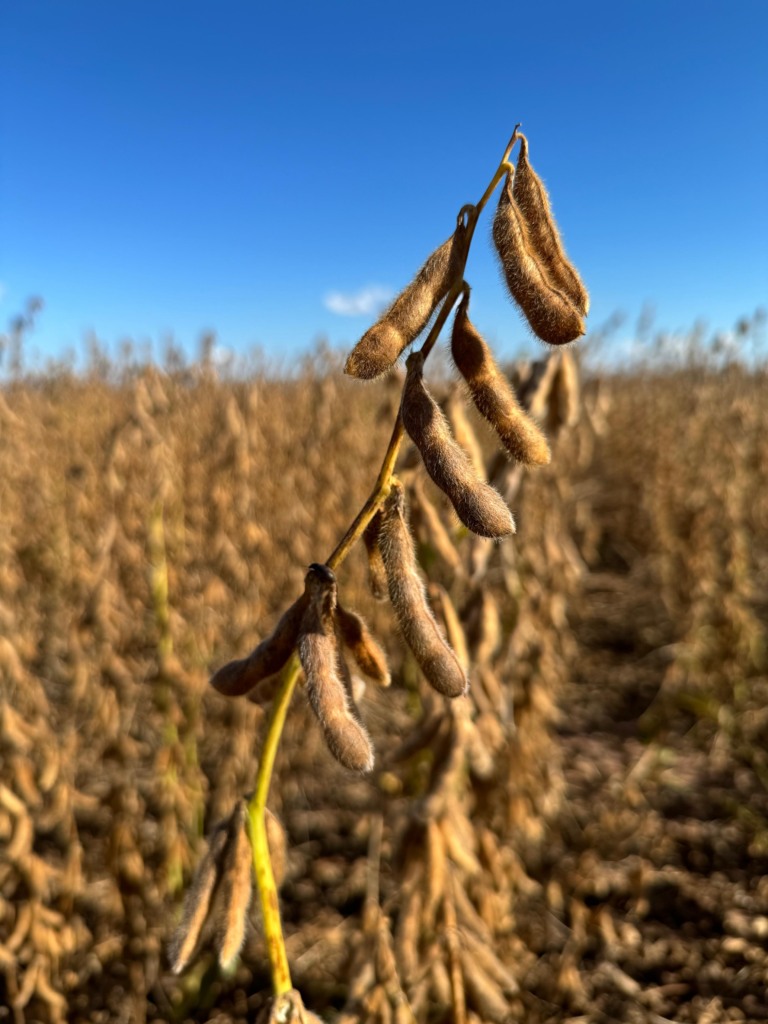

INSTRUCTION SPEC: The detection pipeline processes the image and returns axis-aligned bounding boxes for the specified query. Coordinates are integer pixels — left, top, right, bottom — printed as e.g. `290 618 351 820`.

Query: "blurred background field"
1 311 767 1023
4 3 768 1020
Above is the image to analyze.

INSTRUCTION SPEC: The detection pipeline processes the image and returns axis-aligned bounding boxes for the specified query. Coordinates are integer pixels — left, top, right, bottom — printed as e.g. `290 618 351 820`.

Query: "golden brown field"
1 342 767 1023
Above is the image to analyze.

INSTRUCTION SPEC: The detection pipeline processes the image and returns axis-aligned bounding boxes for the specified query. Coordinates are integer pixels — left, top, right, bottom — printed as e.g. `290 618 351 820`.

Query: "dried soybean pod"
363 512 389 601
217 800 253 972
513 133 589 316
492 173 585 346
344 232 463 379
460 950 512 1024
451 296 551 467
245 672 282 707
169 823 229 973
546 348 580 432
378 482 468 698
298 564 375 773
334 647 370 748
335 603 391 688
401 350 515 538
210 591 309 697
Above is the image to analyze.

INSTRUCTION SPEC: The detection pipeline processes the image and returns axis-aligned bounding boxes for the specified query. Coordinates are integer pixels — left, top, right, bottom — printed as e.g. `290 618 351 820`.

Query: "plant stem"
250 128 521 998
326 128 521 571
247 654 301 996
326 413 404 571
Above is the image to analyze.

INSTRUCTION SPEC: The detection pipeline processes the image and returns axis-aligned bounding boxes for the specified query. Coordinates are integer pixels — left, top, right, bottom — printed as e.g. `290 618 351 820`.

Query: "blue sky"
2 1 767 369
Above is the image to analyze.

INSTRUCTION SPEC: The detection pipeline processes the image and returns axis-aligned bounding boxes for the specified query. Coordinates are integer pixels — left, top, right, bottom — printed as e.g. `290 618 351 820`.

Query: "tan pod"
492 173 585 346
363 512 389 601
298 564 375 773
335 603 391 687
216 800 253 972
402 350 515 538
378 482 468 698
451 296 551 466
344 233 463 379
513 133 589 315
210 591 309 697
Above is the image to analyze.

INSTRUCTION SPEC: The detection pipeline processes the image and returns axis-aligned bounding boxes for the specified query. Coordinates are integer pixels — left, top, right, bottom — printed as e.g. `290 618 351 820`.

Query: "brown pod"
210 591 308 697
401 351 515 538
513 134 589 316
344 233 463 379
547 349 580 432
217 800 253 972
378 481 468 698
334 636 368 730
335 603 391 688
492 173 585 346
169 823 229 974
363 512 389 601
245 672 282 706
451 296 551 466
298 564 375 773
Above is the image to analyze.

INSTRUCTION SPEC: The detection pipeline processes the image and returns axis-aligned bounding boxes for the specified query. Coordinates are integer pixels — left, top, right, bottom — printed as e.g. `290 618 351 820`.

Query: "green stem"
326 413 404 570
247 655 301 996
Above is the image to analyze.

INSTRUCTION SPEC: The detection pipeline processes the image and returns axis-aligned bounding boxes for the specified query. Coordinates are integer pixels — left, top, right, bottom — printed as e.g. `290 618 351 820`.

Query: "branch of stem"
247 655 301 996
250 127 521 998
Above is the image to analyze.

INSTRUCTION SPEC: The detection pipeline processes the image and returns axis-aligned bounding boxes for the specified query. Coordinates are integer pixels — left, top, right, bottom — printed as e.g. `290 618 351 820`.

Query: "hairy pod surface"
245 672 282 707
169 823 229 974
363 513 389 601
217 800 253 972
451 298 551 466
344 233 463 379
334 636 368 728
335 603 391 687
378 482 468 698
513 134 589 316
401 351 515 538
210 592 309 697
492 174 585 346
298 565 375 773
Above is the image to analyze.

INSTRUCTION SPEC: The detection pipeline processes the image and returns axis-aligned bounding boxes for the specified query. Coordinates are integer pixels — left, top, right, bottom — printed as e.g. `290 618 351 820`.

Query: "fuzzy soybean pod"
401 351 515 538
363 512 389 601
451 295 551 467
335 603 391 688
344 233 463 380
298 564 375 774
210 591 309 697
513 134 590 316
216 800 254 973
169 822 229 974
492 173 585 346
378 482 468 699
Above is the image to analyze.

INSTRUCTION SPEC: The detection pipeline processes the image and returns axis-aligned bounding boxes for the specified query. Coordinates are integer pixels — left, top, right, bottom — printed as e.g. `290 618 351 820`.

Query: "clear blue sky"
2 0 767 368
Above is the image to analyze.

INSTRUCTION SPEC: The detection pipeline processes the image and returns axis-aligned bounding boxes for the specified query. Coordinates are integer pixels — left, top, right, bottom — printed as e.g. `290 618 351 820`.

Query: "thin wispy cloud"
324 285 393 317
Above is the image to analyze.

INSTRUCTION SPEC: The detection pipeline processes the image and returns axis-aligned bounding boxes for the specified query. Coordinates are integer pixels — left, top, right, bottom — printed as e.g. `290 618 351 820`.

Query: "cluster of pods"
210 132 588 774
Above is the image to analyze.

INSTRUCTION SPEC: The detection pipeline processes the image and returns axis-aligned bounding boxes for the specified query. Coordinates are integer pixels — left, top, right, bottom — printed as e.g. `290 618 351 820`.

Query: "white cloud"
324 285 393 317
